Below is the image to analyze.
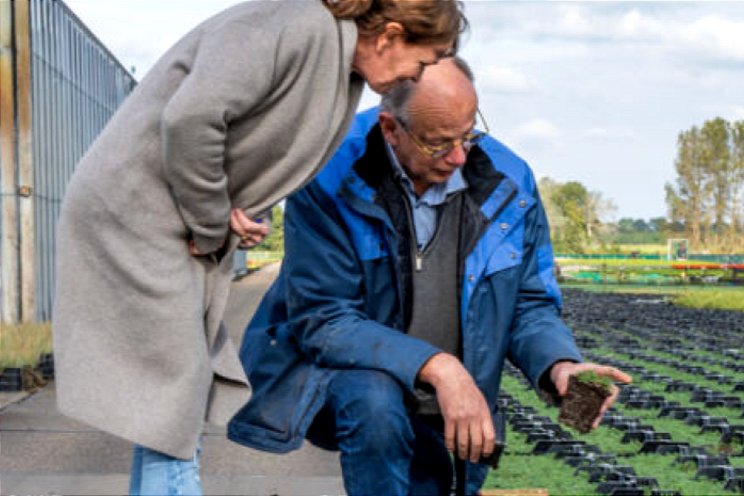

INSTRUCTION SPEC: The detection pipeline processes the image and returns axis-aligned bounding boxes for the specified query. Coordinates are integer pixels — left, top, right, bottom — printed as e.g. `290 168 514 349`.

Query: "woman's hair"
322 0 468 51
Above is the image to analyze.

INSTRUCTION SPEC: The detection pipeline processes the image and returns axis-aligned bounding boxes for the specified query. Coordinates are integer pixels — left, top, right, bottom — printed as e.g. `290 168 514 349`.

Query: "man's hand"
230 208 270 249
550 361 633 429
418 353 494 463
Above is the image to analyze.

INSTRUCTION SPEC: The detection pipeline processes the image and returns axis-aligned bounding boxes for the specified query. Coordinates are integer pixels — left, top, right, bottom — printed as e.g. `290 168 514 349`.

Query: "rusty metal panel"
1 0 20 323
15 0 35 321
25 0 136 321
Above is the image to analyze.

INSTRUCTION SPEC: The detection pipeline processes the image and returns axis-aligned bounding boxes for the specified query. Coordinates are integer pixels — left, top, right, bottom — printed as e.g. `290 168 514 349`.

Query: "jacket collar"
346 124 512 215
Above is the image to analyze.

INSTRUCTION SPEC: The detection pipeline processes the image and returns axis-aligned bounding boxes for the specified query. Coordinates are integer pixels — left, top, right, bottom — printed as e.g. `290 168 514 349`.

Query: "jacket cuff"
401 346 441 393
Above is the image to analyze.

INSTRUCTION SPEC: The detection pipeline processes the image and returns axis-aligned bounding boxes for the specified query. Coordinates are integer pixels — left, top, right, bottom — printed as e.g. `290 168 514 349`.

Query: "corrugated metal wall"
0 0 135 322
29 0 136 321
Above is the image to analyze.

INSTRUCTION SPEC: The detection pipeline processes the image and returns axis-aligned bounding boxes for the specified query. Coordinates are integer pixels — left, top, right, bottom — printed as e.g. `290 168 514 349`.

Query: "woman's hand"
231 208 270 249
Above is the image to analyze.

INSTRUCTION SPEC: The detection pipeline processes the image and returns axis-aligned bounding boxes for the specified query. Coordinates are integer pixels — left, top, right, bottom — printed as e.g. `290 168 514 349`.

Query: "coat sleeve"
282 184 441 393
160 21 278 254
507 182 583 393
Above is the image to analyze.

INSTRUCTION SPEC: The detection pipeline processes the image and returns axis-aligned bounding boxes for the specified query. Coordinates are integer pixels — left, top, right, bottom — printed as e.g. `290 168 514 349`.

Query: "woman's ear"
375 21 405 52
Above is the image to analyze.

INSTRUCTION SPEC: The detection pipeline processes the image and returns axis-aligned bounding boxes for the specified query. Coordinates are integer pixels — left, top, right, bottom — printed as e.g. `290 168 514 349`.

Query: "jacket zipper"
404 191 463 273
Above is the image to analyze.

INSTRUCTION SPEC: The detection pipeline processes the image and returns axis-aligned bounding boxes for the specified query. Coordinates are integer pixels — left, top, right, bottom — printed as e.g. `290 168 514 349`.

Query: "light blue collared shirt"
385 142 467 249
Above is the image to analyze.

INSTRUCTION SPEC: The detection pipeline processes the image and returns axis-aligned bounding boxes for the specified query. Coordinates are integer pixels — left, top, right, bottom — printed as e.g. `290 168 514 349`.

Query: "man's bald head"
381 57 476 128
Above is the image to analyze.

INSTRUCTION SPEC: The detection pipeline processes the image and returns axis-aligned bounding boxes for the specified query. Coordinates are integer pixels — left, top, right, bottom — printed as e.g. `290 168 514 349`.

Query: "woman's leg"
129 444 144 495
129 443 202 496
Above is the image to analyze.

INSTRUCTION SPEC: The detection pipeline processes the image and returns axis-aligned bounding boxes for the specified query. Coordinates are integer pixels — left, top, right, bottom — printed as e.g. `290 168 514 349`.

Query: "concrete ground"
0 263 344 496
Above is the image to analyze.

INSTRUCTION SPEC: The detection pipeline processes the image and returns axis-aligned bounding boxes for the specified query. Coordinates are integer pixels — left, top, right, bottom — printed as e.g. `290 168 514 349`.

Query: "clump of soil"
558 372 612 434
21 365 47 391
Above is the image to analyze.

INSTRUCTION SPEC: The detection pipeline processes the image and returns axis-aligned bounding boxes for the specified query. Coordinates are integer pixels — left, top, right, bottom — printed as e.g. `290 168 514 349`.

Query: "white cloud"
527 4 744 65
514 119 562 140
477 66 535 94
617 9 664 41
532 5 660 42
511 119 563 151
582 128 611 139
65 0 243 77
581 127 637 141
677 16 744 62
731 106 744 121
550 5 597 39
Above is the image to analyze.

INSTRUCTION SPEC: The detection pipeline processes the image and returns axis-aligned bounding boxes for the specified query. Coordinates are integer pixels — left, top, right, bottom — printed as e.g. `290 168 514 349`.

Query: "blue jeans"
129 443 202 496
307 369 455 496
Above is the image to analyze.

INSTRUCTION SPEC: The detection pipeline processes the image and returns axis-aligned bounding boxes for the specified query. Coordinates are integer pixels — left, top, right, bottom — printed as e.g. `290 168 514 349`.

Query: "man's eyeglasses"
397 108 489 159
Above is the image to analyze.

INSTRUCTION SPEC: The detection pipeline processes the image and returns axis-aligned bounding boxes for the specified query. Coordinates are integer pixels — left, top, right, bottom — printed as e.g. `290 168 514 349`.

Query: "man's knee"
329 369 413 447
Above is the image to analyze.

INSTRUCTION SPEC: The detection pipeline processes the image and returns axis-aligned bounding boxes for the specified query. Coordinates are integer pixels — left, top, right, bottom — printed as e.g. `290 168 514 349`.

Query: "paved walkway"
0 263 343 496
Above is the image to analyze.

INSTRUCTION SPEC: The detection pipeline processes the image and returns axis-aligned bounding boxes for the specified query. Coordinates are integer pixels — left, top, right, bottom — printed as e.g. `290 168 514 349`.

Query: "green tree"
605 217 664 244
665 126 711 248
551 181 590 253
537 177 564 244
648 217 668 234
538 177 613 253
700 118 731 237
260 205 284 253
632 219 650 232
730 120 744 244
617 218 636 234
666 118 744 251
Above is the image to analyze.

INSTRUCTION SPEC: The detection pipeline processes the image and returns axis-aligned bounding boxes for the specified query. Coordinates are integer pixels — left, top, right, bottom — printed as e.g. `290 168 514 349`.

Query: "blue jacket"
228 108 582 485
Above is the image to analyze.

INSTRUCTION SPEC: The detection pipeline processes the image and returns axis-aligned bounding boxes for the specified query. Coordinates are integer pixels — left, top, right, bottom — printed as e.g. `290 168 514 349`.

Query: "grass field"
560 283 744 312
598 243 667 256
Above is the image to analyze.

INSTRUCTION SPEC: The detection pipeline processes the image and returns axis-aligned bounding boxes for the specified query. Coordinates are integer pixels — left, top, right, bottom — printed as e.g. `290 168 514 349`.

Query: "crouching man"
228 57 631 495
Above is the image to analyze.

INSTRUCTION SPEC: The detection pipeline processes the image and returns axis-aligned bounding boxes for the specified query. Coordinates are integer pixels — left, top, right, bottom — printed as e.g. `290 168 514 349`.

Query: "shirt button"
468 275 475 282
511 252 517 259
500 223 509 230
270 339 277 347
519 200 527 208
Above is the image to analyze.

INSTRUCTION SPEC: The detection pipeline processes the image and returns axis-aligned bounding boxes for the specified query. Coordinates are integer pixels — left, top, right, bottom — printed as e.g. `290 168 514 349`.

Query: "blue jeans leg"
129 443 202 496
315 369 453 496
409 416 454 496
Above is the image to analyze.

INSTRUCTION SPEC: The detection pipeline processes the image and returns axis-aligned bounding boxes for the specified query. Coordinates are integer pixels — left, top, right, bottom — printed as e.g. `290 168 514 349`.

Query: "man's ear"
375 21 405 53
378 111 400 146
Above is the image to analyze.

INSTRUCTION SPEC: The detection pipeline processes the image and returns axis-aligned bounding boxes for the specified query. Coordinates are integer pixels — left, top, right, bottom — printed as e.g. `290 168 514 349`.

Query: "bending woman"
52 1 466 494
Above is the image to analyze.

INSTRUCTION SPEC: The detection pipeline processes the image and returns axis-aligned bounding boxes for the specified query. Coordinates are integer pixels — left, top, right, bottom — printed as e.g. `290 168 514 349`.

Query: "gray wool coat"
53 0 363 460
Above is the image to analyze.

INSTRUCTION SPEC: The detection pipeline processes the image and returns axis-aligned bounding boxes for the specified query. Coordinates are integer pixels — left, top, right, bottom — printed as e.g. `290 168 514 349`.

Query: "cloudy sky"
64 0 744 220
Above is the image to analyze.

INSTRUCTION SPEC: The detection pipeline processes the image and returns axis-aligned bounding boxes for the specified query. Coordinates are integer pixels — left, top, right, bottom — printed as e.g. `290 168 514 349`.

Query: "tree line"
538 177 614 253
665 117 744 252
540 117 744 254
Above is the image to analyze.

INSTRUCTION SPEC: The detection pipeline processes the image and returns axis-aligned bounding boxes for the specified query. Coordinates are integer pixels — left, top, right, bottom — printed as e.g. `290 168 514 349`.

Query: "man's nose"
444 141 468 165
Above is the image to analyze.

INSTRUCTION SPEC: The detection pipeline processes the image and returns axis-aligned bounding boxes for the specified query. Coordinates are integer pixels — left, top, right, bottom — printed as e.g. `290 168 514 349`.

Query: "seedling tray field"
484 289 744 495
